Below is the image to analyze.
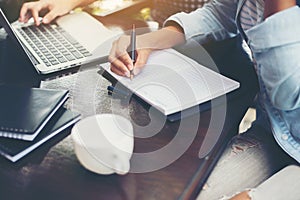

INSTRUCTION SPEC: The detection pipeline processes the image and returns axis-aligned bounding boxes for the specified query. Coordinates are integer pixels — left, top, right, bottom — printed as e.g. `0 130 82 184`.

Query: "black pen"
128 24 137 80
107 85 129 99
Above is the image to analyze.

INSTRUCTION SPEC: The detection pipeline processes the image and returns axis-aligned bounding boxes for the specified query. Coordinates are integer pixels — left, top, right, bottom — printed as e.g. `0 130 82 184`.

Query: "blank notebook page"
102 48 239 115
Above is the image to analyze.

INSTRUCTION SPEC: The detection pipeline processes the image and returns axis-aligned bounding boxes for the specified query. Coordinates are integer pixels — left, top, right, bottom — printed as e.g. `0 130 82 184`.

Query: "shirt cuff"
163 12 206 41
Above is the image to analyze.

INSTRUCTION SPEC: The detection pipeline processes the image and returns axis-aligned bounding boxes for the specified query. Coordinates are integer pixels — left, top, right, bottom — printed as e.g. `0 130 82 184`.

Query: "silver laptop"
0 8 120 74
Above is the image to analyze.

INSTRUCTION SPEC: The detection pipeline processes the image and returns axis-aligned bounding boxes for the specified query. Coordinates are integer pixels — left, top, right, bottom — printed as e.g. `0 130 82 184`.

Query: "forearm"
138 23 186 50
69 0 96 9
74 0 96 7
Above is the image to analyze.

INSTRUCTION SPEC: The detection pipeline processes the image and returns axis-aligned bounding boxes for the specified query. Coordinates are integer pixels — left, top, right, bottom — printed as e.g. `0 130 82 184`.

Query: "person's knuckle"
115 49 124 57
108 55 116 63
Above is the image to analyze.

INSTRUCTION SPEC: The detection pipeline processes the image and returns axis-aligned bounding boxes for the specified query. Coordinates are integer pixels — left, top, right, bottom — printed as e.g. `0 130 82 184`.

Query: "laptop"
0 8 120 75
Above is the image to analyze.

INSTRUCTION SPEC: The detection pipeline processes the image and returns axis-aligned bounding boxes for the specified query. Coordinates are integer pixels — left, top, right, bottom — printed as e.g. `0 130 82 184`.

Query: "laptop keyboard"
17 24 92 67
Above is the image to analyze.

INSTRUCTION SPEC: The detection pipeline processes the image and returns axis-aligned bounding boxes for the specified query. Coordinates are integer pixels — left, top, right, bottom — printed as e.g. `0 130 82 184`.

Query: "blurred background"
0 0 28 22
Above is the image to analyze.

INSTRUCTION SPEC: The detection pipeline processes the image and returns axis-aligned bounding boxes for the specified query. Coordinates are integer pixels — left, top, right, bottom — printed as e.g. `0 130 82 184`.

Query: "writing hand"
109 24 185 78
264 0 296 18
109 35 152 78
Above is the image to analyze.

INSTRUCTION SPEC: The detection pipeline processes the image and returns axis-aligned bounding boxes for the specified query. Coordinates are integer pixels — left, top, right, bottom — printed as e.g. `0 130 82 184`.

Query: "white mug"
71 114 134 175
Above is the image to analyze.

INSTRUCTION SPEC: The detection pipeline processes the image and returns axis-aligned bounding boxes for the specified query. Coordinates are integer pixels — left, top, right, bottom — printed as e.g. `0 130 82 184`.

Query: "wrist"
81 0 96 7
139 28 185 51
71 0 94 9
264 0 296 18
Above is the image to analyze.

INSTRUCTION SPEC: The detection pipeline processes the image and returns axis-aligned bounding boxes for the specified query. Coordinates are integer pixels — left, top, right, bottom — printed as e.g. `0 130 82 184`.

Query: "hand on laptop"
18 0 95 26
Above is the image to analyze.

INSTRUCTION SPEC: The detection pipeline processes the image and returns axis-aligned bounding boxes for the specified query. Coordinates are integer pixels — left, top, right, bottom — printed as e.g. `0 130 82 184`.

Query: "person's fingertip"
125 71 130 78
33 18 39 26
42 18 49 24
43 12 55 24
127 63 133 71
19 13 26 22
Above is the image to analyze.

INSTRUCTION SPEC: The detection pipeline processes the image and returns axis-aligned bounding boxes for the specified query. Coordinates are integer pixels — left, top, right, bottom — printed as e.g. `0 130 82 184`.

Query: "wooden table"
0 3 258 199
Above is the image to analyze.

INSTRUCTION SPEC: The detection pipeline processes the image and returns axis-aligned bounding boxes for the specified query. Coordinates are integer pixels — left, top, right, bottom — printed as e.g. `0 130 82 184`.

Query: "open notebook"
100 48 240 118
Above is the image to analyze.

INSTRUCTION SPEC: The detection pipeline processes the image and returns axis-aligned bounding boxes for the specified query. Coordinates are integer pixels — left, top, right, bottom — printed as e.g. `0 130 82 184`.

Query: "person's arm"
109 23 185 77
19 0 95 26
109 0 239 78
166 0 238 44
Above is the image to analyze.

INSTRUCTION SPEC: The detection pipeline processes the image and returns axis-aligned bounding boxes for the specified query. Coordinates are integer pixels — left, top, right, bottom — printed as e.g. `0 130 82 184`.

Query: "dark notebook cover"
0 107 81 162
0 85 69 141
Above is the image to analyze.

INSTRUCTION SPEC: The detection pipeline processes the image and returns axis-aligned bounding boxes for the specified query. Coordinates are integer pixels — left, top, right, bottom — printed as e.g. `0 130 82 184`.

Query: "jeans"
248 165 300 200
196 125 298 200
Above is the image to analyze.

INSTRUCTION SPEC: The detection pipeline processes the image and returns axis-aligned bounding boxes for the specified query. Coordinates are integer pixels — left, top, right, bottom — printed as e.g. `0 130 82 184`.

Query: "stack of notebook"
0 85 81 162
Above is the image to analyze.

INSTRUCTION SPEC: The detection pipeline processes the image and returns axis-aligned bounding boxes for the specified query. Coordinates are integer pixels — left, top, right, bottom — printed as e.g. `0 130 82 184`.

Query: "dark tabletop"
0 2 259 200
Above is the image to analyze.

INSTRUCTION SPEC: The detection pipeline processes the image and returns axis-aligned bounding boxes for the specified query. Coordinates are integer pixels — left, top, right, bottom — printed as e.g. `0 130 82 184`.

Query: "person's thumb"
42 10 58 24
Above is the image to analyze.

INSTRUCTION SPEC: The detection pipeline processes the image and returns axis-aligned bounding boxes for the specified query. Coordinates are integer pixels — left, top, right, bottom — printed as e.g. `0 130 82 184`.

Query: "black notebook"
0 107 80 162
0 85 69 141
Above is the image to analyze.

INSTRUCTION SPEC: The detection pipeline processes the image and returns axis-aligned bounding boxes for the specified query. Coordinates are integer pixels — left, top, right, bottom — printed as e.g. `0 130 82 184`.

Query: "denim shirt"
166 0 300 163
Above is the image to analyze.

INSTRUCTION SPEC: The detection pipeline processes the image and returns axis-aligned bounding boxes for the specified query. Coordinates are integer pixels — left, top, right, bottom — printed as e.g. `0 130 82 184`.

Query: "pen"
128 24 137 80
107 85 129 99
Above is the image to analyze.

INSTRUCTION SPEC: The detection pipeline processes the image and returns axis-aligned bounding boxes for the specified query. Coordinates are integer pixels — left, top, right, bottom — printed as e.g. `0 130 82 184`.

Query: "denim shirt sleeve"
246 6 300 111
164 0 239 44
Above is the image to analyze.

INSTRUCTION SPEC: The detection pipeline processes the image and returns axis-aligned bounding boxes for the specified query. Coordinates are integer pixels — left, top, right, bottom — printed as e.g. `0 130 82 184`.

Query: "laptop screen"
0 8 35 66
0 8 40 86
0 0 22 23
